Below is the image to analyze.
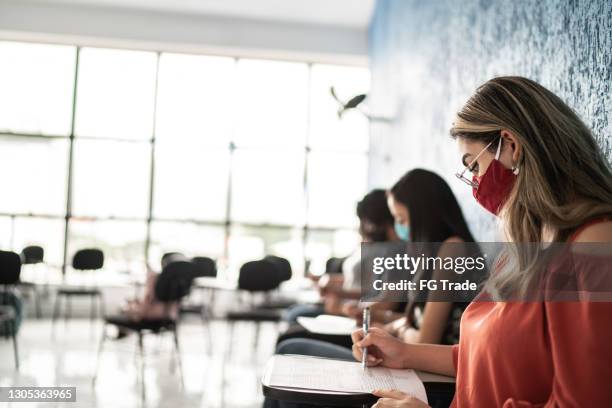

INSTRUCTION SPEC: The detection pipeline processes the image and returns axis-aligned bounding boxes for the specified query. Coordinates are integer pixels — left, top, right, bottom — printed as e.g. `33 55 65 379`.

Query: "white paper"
265 355 428 403
297 315 357 335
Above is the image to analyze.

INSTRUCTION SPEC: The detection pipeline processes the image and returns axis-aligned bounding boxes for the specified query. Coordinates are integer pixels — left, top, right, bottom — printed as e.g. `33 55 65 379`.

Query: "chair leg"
92 324 107 385
90 295 96 323
172 326 184 389
51 294 61 337
137 332 145 403
253 322 260 352
34 288 42 319
65 295 71 325
11 319 19 371
52 294 61 327
202 307 212 354
226 320 235 360
99 294 105 320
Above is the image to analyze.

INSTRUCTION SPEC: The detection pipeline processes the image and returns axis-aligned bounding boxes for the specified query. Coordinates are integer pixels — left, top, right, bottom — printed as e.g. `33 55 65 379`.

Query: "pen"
362 306 370 371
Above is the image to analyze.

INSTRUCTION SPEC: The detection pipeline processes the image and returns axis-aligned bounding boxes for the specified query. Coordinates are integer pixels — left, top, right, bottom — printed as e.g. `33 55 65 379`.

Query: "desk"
262 355 455 407
193 277 237 291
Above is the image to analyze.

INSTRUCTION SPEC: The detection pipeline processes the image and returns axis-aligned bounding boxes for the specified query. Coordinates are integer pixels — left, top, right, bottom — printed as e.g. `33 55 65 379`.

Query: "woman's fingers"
368 357 383 366
373 392 430 408
351 344 382 366
356 329 384 348
351 343 363 360
351 344 382 365
352 326 388 346
373 389 409 399
351 328 364 344
372 398 399 408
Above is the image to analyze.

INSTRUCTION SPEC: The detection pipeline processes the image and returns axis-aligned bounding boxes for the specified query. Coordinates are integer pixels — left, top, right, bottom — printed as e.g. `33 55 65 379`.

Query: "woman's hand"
399 327 421 343
372 389 430 408
342 301 363 321
318 274 344 296
351 327 409 369
384 317 407 337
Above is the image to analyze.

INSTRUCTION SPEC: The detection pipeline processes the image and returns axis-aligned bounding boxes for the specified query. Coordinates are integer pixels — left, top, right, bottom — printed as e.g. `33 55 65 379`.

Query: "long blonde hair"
450 76 612 297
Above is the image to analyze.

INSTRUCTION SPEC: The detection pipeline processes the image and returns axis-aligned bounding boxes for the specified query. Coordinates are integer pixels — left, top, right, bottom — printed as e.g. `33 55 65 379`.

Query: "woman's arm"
342 300 402 323
503 223 612 407
326 287 362 300
384 316 408 336
398 237 464 343
402 342 456 377
401 301 453 343
351 327 456 377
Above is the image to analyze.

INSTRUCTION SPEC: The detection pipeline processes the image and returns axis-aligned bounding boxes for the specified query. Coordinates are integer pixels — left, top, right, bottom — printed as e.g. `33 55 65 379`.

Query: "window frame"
0 40 370 278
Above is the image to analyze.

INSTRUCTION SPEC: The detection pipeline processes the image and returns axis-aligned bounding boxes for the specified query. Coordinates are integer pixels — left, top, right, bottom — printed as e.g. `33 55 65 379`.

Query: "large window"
0 41 369 277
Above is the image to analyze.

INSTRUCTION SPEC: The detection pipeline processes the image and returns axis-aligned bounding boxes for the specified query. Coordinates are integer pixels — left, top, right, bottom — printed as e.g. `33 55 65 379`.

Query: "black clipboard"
261 355 455 408
262 383 378 407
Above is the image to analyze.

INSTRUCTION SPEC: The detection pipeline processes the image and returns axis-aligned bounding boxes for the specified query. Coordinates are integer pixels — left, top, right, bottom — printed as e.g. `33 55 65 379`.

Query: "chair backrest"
154 260 196 302
72 249 104 271
325 256 346 274
161 252 186 269
264 255 292 282
0 251 21 285
21 245 44 265
237 259 282 292
191 256 217 278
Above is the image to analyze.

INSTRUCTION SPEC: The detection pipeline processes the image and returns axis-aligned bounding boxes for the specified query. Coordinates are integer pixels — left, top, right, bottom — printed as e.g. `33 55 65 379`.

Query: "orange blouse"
451 221 612 407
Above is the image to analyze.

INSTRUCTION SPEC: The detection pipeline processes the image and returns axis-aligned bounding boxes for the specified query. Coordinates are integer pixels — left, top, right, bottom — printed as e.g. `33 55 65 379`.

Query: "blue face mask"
394 222 411 241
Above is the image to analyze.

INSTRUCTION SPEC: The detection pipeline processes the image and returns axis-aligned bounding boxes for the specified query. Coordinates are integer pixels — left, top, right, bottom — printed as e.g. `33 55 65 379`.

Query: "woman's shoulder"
572 219 612 243
437 236 466 257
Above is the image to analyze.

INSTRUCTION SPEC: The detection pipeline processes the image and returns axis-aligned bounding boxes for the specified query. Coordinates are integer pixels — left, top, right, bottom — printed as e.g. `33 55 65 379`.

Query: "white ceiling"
25 0 376 28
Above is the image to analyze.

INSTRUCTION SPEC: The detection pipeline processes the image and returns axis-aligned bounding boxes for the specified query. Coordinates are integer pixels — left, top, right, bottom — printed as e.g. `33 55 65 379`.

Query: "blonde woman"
352 77 612 407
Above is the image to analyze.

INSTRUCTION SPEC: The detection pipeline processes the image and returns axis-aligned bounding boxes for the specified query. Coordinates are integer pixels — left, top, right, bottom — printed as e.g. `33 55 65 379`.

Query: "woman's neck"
541 224 557 243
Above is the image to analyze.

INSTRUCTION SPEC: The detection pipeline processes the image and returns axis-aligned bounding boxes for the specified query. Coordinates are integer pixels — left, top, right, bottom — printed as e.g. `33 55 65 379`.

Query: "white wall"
0 0 368 65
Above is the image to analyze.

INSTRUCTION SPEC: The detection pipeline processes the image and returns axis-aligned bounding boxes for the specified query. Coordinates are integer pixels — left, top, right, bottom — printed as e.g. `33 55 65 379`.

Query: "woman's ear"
500 129 522 164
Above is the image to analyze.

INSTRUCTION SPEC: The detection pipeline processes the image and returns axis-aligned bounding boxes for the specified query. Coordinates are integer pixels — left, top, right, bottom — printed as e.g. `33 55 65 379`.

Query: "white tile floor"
0 318 280 408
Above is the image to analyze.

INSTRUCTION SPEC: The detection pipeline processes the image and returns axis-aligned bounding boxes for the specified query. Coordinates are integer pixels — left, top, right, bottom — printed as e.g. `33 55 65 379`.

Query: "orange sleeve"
503 302 612 407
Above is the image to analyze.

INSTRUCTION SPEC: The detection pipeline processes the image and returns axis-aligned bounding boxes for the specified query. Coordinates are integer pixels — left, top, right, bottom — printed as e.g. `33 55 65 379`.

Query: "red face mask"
472 138 517 216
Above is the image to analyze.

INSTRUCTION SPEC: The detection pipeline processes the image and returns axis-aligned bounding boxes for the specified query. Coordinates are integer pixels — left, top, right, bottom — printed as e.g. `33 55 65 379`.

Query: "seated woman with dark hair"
283 188 399 325
265 169 483 408
346 169 482 345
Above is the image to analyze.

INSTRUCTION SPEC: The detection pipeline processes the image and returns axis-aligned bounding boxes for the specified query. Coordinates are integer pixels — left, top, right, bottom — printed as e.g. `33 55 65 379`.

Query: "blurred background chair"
226 259 284 353
180 256 217 338
18 245 45 318
180 256 217 351
325 256 346 275
257 255 295 310
93 258 196 402
53 248 105 327
0 250 22 370
191 256 217 278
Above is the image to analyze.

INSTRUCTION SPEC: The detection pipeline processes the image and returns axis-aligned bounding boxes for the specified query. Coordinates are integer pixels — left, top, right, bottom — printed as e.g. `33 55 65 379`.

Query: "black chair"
21 246 44 265
258 255 296 310
19 245 45 318
325 256 346 274
191 256 217 278
0 250 21 370
161 252 185 268
265 255 292 282
53 249 105 327
180 256 217 351
93 259 196 401
226 259 284 353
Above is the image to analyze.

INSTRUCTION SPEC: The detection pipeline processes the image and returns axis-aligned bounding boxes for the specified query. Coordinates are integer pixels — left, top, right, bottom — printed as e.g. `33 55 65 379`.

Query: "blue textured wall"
368 0 612 240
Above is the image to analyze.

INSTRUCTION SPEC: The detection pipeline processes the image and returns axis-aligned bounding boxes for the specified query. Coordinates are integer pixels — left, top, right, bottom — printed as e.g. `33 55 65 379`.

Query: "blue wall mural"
367 0 612 240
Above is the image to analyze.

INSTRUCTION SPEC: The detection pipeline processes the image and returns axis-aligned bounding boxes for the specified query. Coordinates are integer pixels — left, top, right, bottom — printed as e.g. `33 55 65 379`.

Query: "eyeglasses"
455 139 496 188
